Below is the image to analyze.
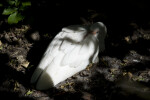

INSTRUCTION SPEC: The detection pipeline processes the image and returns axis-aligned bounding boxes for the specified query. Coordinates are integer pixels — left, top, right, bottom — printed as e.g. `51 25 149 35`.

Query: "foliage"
1 0 31 24
0 3 3 7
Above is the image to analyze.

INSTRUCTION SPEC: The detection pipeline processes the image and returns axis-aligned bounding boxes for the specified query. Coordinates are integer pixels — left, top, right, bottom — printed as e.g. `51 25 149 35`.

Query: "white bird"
30 22 107 90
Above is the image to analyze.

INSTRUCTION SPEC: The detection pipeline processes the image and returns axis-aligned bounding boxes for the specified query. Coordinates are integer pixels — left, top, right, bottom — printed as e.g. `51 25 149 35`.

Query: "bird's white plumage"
31 22 107 90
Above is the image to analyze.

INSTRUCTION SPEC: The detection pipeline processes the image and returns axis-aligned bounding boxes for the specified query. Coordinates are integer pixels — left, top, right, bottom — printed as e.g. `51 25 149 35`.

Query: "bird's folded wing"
44 25 88 67
60 43 81 67
31 25 89 83
31 31 66 83
61 38 96 67
59 26 91 67
62 25 88 42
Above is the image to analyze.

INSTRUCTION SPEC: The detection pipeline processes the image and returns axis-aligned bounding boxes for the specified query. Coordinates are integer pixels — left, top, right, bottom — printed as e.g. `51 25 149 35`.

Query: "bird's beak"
91 29 99 35
92 31 97 35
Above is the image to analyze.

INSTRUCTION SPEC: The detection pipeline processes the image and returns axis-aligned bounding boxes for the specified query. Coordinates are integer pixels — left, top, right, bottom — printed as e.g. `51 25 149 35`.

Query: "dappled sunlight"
30 22 106 90
0 1 150 100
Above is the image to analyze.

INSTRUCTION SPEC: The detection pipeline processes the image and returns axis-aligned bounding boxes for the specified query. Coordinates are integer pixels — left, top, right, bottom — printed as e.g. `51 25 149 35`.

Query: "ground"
0 1 150 100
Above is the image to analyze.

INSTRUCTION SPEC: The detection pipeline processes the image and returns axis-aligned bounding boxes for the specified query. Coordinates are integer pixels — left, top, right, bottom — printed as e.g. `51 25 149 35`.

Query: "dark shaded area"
0 54 9 85
27 0 150 59
0 54 32 100
0 89 34 100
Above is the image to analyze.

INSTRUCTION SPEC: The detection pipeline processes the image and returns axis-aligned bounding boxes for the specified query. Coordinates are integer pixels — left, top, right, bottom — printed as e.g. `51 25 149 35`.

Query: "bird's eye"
92 29 99 35
96 31 99 34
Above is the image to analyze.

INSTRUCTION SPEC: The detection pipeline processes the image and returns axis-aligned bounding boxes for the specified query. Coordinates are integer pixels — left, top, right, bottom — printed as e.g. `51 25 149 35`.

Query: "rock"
21 61 30 68
17 55 25 63
30 31 40 41
82 92 93 100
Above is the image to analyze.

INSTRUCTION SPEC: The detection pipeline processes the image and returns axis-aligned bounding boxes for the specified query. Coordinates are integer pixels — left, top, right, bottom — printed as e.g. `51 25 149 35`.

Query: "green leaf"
25 90 33 96
8 12 24 24
2 8 17 15
22 1 31 7
7 0 15 5
15 0 20 6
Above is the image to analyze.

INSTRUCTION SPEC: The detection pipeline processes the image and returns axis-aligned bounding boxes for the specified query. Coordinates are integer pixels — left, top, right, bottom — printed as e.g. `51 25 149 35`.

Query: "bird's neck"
83 33 89 40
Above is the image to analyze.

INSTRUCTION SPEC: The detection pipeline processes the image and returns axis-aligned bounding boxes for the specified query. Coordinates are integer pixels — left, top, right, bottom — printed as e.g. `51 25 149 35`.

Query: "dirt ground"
0 1 150 100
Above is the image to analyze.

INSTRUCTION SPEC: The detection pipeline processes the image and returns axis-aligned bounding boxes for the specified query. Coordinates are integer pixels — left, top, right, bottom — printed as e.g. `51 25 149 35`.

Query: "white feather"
30 22 107 90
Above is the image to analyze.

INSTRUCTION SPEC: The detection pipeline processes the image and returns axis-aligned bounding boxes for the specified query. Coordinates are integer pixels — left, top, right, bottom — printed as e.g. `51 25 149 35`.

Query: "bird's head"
90 22 107 52
90 22 107 39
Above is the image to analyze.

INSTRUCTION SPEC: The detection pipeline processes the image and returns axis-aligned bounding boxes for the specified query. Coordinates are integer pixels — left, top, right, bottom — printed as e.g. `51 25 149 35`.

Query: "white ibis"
31 22 107 90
